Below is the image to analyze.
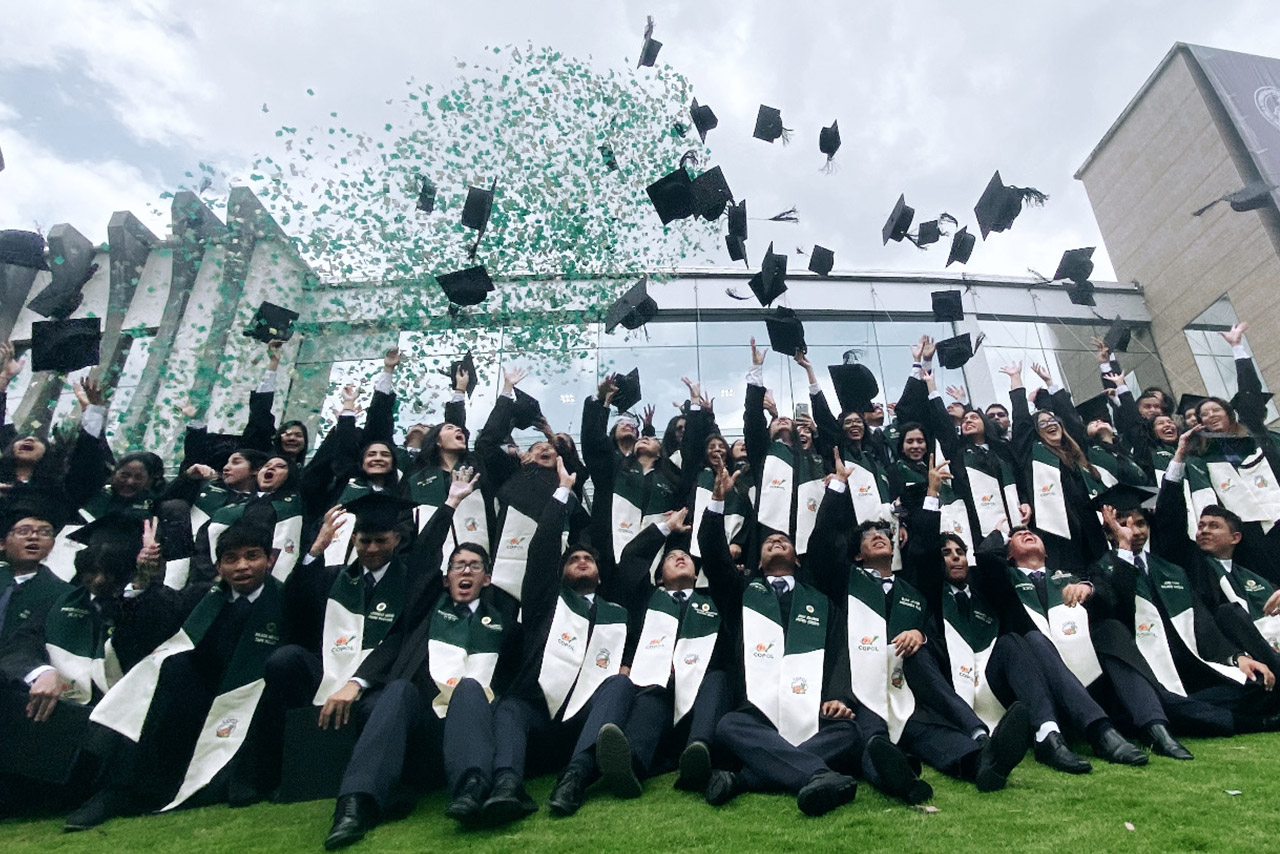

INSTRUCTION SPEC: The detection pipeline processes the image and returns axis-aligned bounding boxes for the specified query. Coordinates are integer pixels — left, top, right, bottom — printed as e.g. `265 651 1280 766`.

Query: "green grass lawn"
2 734 1276 854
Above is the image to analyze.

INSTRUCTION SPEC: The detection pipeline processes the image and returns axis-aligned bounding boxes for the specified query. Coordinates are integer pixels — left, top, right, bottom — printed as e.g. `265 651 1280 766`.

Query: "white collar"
581 592 596 605
1018 565 1046 576
1219 557 1234 573
230 584 264 603
362 561 392 584
765 575 796 592
12 570 37 584
948 583 971 597
449 598 480 613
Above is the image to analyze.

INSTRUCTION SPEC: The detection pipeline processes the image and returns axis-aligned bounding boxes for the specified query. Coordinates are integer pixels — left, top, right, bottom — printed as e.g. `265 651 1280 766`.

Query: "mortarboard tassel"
939 212 958 227
762 206 799 224
1012 186 1049 207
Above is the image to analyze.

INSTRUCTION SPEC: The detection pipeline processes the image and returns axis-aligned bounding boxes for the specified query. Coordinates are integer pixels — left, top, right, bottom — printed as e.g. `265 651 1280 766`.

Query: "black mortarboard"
344 492 417 534
931 290 964 323
1053 247 1095 283
973 171 1048 239
1064 279 1096 307
765 307 806 356
726 235 747 263
1091 482 1157 513
882 194 915 244
26 263 98 320
0 230 48 270
244 301 299 344
819 121 841 159
66 511 145 551
0 698 91 785
747 243 788 306
30 317 101 373
439 351 478 397
599 144 619 171
1075 392 1114 426
612 368 642 413
915 220 942 247
605 278 659 333
946 227 975 266
416 177 436 213
690 166 733 221
0 488 75 534
1104 317 1131 353
275 706 357 804
461 184 494 233
828 363 879 414
726 200 748 263
1191 179 1278 216
808 245 834 277
935 333 982 370
436 265 493 307
897 481 929 513
753 105 785 143
638 16 662 68
646 167 694 225
1177 393 1207 417
691 99 718 142
511 387 545 430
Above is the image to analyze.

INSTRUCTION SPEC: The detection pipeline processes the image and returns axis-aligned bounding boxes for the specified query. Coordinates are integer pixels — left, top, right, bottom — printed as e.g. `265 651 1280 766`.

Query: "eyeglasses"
10 525 54 539
448 560 486 574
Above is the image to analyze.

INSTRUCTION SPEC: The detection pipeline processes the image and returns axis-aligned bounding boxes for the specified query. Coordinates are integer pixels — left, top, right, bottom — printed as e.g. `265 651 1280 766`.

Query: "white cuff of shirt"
553 486 573 504
350 678 369 692
1047 383 1063 396
808 381 822 395
257 369 277 394
186 419 207 431
1233 343 1250 360
123 583 144 599
302 553 319 566
928 390 943 401
25 665 55 685
502 389 515 400
1114 384 1129 396
373 371 394 395
81 404 107 438
340 409 356 418
829 480 849 494
911 363 923 380
450 391 465 403
689 404 702 412
1116 548 1136 565
708 499 726 513
657 521 672 537
1098 361 1112 374
1163 460 1186 482
922 495 941 512
746 365 764 387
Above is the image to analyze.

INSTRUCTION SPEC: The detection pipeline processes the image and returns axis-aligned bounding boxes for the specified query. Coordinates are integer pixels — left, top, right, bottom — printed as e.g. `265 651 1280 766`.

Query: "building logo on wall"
1256 86 1280 133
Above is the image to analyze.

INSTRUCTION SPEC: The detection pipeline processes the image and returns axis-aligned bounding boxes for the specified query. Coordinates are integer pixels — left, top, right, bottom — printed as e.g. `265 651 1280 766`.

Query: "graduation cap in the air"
1092 482 1158 513
344 492 417 534
819 121 840 170
1176 393 1207 418
691 99 718 142
946 227 975 267
638 15 662 67
30 317 101 373
1104 317 1131 353
1053 247 1095 284
244 301 299 344
461 180 495 258
416 177 436 213
612 368 642 413
934 333 984 370
765 307 806 356
0 230 48 270
1075 392 1114 426
605 278 659 333
436 265 494 307
1064 279 1096 307
974 171 1048 239
439 351 478 397
746 243 788 305
690 166 733 221
647 167 695 225
808 245 834 277
882 194 915 244
753 105 788 143
1191 180 1277 216
915 220 942 247
828 362 880 414
931 290 964 323
599 144 619 172
726 200 748 264
511 387 545 430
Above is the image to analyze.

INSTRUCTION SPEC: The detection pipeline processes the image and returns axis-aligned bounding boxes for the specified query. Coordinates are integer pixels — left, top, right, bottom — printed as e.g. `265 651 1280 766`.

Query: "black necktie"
454 602 472 620
1029 570 1047 609
1134 553 1146 573
363 572 378 610
216 596 253 663
771 578 789 597
0 579 16 638
771 578 792 628
955 589 971 618
672 589 689 616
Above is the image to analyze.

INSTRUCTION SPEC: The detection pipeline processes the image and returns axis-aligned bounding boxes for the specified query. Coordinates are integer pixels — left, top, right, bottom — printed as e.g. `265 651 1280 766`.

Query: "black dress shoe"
324 794 378 851
1143 723 1193 760
674 741 712 792
64 787 138 832
1033 731 1092 774
547 767 589 817
596 723 642 798
481 771 538 826
866 735 933 805
1090 724 1149 766
704 770 744 806
796 770 858 817
975 701 1031 792
445 772 489 823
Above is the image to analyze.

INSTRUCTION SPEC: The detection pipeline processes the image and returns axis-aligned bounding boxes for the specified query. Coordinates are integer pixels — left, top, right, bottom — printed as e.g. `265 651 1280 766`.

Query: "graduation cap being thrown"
934 333 985 370
691 99 718 142
416 178 436 213
244 301 299 344
974 171 1048 239
511 387 545 430
1104 317 1131 353
605 278 659 334
753 105 790 144
819 121 840 173
647 167 694 225
30 317 100 373
439 351 478 397
1091 482 1157 513
1075 392 1114 427
765 307 806 357
436 266 494 307
946 227 975 267
612 368 642 414
1053 247 1095 283
638 15 662 67
828 362 879 414
746 243 788 305
725 199 748 265
808 245 834 277
882 194 915 244
344 492 417 534
460 179 496 259
931 290 964 323
0 230 48 270
1191 179 1277 216
690 166 733 221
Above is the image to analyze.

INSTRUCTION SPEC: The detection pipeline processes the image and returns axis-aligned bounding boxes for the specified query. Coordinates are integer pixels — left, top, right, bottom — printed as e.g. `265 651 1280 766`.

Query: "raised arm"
521 459 577 618
442 360 470 431
362 347 400 446
743 338 770 475
64 378 113 509
698 466 749 608
1152 428 1199 564
242 339 285 454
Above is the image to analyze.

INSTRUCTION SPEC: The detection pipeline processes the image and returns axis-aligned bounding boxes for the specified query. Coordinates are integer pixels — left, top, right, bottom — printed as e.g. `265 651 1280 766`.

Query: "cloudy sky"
4 0 1280 284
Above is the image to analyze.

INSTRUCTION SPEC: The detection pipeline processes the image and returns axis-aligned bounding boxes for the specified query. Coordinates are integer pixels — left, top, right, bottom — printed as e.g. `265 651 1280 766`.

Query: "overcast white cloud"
4 0 1280 279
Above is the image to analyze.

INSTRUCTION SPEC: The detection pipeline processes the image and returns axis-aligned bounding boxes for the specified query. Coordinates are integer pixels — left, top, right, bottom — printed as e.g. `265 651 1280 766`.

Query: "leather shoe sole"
597 724 642 799
675 742 712 792
797 772 857 817
867 736 932 805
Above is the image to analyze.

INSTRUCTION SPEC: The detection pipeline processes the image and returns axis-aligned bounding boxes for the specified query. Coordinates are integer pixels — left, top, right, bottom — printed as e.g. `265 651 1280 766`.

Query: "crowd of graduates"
3 316 1280 850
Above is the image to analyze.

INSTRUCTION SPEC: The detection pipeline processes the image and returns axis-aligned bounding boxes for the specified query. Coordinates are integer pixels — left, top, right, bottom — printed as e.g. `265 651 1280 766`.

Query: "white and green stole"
962 445 1022 537
689 468 746 561
628 588 720 722
205 493 305 582
1189 447 1280 532
1210 559 1280 652
611 464 669 562
1111 553 1245 695
846 570 922 742
741 580 827 746
757 442 796 536
537 590 629 720
164 485 244 589
312 561 407 703
426 593 506 718
43 586 122 704
900 456 975 564
941 587 1005 730
840 447 891 528
1009 565 1102 685
490 505 539 600
1031 443 1105 539
409 467 491 575
90 579 284 811
794 451 828 556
